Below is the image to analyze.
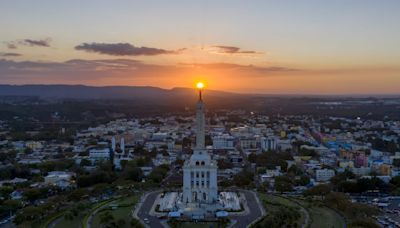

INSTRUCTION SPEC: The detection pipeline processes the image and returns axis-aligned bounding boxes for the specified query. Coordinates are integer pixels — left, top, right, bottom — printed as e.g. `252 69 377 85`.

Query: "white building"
260 136 277 151
277 139 292 151
182 87 218 206
238 137 257 149
315 169 335 182
212 134 235 150
45 171 75 188
113 137 133 170
352 167 371 176
89 148 110 162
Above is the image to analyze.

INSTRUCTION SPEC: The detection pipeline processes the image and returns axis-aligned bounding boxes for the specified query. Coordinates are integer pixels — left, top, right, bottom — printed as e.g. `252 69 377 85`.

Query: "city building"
315 168 335 182
212 134 235 150
260 136 277 151
89 148 110 162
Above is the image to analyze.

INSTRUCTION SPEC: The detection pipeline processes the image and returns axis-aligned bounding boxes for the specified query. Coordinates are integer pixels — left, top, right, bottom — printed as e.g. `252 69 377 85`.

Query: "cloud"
0 59 296 77
0 58 185 85
209 45 263 55
0 58 143 73
22 39 51 47
75 42 185 56
0 58 299 85
6 43 17 49
180 62 296 72
4 38 51 49
0 52 22 57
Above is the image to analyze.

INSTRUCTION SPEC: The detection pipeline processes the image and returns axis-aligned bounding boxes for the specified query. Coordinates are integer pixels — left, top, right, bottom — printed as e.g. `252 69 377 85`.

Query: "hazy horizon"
1 0 400 94
1 83 400 97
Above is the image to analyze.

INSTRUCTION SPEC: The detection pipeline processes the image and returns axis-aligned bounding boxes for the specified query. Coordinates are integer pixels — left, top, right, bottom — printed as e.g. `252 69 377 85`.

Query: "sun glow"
196 82 204 89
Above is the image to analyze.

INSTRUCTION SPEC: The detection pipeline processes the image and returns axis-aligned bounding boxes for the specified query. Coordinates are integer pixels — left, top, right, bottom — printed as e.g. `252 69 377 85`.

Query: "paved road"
47 216 64 228
137 191 164 228
388 199 400 210
381 198 400 224
0 221 15 228
231 191 264 228
135 190 264 228
298 203 310 228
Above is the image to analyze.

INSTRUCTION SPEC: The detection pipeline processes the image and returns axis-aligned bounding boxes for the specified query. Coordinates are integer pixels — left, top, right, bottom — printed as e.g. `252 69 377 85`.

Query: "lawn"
54 216 83 228
91 195 140 227
259 194 301 207
308 206 345 228
292 198 345 228
169 221 226 228
178 222 219 228
48 199 113 228
257 194 346 228
257 193 307 227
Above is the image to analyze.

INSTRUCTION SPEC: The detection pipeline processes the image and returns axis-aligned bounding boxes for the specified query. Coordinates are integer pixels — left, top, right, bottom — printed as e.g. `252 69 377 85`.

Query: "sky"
1 0 400 94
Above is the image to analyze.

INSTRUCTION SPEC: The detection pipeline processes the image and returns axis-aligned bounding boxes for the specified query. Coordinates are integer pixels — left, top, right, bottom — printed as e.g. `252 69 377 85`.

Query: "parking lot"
353 196 400 227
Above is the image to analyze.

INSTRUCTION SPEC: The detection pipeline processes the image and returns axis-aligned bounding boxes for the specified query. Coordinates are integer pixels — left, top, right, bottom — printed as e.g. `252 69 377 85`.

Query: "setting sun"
196 82 204 89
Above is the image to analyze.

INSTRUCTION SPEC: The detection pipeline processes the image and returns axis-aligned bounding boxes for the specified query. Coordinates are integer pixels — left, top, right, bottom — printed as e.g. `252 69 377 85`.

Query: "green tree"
117 219 126 227
233 170 254 187
100 211 114 225
217 159 233 169
124 167 144 182
24 188 43 202
14 206 43 224
288 165 303 176
274 176 293 193
387 140 398 153
148 165 169 183
68 188 89 201
304 184 331 198
77 170 116 188
393 159 400 168
391 176 400 187
0 199 22 216
295 175 310 186
0 186 13 199
80 158 92 166
130 218 144 228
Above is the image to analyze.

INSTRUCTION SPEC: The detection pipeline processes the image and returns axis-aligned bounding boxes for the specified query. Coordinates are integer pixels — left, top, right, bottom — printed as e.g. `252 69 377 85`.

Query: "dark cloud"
6 43 17 49
0 52 22 57
75 42 185 56
4 38 51 49
22 39 51 47
210 45 262 55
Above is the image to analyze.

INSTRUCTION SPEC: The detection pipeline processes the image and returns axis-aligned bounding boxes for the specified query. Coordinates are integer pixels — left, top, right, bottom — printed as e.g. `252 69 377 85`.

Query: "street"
137 191 164 228
231 191 264 228
135 190 265 228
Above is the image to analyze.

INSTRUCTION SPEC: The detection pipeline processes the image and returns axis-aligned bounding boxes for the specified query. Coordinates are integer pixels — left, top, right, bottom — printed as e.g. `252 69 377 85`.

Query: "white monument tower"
182 82 218 208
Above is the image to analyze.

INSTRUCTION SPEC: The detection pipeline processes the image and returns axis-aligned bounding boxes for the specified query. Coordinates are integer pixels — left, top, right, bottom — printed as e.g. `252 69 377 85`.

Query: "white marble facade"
182 89 218 205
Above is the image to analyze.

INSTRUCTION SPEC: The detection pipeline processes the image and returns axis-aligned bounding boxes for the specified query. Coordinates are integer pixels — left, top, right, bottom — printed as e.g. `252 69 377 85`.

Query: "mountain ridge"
0 84 243 100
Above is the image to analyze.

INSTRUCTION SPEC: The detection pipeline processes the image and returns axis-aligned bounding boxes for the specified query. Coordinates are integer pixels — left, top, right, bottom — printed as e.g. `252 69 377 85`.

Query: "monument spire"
195 82 205 149
182 81 218 207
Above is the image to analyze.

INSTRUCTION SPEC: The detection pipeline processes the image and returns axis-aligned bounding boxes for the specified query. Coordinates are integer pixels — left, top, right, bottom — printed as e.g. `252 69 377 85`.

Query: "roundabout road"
231 190 265 228
136 191 164 228
135 190 264 228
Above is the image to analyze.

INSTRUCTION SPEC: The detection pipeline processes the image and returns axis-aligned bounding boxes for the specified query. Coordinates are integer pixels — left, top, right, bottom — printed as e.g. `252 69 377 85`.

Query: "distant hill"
0 84 254 110
1 85 400 120
0 84 240 99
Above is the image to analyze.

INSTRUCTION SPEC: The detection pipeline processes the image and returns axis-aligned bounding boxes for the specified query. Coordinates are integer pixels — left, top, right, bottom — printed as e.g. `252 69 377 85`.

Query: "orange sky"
1 0 400 94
